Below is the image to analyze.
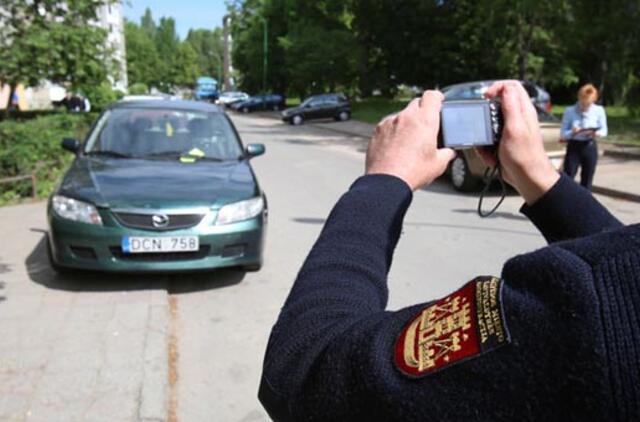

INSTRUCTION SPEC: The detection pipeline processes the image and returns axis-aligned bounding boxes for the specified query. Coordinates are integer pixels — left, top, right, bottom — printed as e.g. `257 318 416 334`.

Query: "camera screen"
441 103 493 148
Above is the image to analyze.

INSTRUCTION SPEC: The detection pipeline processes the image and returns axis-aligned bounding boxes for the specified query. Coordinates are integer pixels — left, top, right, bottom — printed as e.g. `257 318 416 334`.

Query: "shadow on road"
292 217 537 236
25 235 245 294
451 208 528 221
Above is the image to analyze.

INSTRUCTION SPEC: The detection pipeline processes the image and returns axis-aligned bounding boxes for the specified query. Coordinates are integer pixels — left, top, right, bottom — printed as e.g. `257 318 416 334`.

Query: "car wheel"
272 104 280 111
242 263 262 272
292 115 304 126
242 107 249 113
46 238 68 274
450 154 481 192
337 111 350 121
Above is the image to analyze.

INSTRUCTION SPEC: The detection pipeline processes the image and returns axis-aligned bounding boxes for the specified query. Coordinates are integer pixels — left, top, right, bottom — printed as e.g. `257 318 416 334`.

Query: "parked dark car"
281 93 350 125
231 94 286 112
47 99 267 273
441 80 552 112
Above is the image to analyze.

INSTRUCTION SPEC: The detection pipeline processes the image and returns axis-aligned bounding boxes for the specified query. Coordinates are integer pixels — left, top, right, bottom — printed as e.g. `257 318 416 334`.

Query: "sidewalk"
260 112 640 203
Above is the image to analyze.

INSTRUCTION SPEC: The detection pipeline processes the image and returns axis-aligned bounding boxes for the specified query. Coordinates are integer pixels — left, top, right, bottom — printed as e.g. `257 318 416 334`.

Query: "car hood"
58 157 258 210
282 106 303 115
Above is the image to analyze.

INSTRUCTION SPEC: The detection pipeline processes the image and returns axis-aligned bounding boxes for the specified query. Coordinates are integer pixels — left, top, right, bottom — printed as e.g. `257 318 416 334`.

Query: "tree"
125 20 161 89
171 43 200 88
186 29 225 82
0 0 115 107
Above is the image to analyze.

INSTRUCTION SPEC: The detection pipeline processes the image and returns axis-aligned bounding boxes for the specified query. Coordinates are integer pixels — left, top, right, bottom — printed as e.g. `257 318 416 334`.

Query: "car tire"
46 237 68 274
336 111 350 121
242 107 250 113
272 104 280 111
242 263 262 272
450 154 481 192
292 115 304 126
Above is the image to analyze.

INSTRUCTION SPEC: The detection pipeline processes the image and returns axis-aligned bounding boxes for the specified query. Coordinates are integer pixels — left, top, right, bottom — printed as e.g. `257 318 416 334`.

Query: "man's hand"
366 91 455 191
479 81 560 205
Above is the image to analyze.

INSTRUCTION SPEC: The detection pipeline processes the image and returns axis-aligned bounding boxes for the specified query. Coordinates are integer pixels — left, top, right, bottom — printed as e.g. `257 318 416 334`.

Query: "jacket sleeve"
520 173 623 244
258 174 413 420
561 107 574 140
258 174 615 421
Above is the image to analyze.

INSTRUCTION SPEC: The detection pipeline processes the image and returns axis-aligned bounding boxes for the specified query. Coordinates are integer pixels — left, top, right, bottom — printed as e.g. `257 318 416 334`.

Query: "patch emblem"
394 276 510 377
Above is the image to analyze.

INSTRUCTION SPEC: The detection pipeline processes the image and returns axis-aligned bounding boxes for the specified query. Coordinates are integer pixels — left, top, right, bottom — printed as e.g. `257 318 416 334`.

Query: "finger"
476 147 498 167
418 90 443 132
484 80 520 98
500 83 523 122
435 147 456 166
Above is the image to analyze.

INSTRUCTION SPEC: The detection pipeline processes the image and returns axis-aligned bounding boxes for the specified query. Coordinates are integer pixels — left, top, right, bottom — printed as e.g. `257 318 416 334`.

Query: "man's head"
578 84 598 110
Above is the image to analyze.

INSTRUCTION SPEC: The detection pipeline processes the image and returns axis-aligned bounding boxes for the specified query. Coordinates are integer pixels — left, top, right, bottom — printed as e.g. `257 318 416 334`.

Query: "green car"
47 99 267 273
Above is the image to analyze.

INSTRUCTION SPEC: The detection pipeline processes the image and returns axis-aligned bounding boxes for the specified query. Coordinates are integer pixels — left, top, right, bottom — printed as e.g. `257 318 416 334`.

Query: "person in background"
560 83 608 190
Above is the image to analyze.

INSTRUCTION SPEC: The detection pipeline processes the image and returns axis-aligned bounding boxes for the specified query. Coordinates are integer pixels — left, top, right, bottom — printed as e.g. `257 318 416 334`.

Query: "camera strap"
477 162 506 218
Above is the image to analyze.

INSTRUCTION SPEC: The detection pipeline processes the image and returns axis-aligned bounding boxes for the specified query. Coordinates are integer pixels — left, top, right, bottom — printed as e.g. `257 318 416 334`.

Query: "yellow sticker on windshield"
187 148 205 157
166 122 174 137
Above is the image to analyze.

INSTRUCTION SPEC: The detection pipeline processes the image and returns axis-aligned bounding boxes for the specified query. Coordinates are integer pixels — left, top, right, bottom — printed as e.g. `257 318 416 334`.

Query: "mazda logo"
151 214 170 228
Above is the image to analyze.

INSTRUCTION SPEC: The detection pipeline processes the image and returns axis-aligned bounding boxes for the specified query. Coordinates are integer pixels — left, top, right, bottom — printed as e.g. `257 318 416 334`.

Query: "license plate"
121 236 199 254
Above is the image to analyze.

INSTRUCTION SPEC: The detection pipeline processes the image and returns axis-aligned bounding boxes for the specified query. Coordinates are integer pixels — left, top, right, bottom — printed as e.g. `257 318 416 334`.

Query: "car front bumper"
47 210 265 273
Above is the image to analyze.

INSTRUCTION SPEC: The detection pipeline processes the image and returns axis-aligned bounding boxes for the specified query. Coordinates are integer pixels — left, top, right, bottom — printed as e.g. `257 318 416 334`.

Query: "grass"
552 105 640 146
351 98 411 124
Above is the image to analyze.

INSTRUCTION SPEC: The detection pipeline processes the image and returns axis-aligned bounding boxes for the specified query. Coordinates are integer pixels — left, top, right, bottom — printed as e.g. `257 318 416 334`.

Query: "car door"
321 95 339 118
304 97 324 119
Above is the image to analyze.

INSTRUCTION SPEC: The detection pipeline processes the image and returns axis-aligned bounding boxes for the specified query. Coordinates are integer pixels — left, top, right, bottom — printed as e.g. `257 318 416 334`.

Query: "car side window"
459 85 483 99
324 96 339 105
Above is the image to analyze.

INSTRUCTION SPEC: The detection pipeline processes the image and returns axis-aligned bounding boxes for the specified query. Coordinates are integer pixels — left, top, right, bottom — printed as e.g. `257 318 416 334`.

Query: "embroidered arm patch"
394 276 510 377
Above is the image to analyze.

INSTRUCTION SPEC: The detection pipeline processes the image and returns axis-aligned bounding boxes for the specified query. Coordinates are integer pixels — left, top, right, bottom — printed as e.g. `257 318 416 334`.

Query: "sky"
124 0 228 39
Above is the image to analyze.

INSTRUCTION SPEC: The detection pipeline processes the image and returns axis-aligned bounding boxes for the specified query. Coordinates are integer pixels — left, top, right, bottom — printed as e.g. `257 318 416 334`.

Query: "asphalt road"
0 112 638 422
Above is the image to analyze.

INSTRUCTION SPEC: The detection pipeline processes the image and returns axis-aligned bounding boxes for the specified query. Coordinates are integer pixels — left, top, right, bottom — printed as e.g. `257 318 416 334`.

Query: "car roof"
441 80 541 91
109 99 223 113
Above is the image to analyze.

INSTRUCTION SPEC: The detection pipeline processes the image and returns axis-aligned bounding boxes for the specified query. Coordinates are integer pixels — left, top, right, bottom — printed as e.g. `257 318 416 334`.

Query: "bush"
83 82 122 110
129 82 149 95
0 112 96 205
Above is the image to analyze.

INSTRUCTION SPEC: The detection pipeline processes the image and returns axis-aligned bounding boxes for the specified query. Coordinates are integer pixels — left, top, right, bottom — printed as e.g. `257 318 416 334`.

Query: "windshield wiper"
143 151 185 158
143 151 228 162
87 150 133 159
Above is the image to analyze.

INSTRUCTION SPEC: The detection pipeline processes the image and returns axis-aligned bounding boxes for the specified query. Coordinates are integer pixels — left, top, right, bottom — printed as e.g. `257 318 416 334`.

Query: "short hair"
578 84 598 104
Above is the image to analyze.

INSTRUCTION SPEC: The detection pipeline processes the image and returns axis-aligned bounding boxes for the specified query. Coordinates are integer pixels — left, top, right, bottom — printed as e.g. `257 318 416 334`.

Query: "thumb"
434 148 456 174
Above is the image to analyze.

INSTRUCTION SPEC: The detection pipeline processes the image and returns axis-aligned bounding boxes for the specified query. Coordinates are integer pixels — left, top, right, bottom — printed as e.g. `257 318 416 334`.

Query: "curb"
592 185 640 203
602 148 640 160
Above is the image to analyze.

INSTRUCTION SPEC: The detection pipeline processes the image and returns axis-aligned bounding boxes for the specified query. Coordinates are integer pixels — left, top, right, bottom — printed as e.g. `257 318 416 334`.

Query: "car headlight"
215 197 264 225
52 195 103 225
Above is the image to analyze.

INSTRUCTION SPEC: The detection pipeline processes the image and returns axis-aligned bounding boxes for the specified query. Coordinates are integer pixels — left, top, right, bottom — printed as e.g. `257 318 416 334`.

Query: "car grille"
113 212 205 231
109 245 211 262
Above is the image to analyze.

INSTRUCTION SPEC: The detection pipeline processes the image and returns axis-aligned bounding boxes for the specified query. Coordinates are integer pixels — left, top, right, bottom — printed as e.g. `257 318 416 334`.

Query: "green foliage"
0 113 96 205
83 82 122 110
351 98 410 124
186 28 225 82
129 83 149 95
125 20 161 88
0 1 115 92
229 0 640 107
171 43 200 88
124 8 219 91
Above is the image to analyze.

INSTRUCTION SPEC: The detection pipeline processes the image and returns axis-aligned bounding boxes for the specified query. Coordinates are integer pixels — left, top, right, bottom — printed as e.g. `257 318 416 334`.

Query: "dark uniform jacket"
259 173 639 421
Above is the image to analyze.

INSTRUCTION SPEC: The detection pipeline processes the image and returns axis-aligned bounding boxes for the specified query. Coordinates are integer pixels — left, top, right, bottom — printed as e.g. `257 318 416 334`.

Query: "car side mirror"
305 104 312 108
62 138 80 154
245 143 265 158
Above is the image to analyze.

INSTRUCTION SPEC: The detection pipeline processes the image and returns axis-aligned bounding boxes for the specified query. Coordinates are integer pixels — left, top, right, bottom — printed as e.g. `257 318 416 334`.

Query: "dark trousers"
563 140 598 190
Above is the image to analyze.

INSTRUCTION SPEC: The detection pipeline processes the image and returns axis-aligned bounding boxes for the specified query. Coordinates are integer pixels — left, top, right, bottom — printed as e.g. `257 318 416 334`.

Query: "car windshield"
84 108 243 160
